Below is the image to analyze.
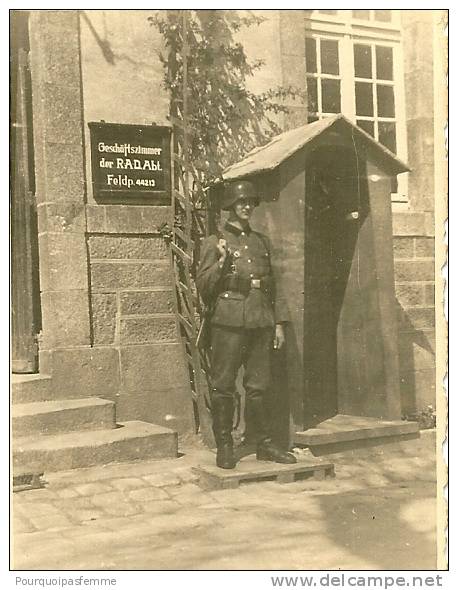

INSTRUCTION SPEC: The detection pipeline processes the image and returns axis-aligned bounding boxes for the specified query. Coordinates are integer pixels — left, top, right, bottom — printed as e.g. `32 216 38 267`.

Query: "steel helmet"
221 180 259 211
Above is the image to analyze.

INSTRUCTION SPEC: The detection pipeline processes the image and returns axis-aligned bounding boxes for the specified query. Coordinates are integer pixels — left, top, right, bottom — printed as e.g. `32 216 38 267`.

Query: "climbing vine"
149 9 304 184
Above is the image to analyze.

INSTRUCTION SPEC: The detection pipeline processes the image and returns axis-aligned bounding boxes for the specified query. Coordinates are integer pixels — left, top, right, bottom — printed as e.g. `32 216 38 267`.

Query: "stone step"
12 374 53 404
294 414 420 455
13 421 178 474
12 398 117 438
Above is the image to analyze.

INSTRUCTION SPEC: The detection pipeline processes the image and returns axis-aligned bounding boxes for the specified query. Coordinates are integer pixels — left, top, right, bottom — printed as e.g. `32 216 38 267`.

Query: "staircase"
12 374 178 475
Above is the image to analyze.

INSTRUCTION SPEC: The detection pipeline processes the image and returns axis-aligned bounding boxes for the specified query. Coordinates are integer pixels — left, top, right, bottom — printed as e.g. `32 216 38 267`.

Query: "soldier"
196 179 297 469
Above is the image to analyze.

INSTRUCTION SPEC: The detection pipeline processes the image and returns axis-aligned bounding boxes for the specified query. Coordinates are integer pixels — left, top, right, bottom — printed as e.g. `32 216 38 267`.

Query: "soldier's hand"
273 324 285 350
216 238 228 262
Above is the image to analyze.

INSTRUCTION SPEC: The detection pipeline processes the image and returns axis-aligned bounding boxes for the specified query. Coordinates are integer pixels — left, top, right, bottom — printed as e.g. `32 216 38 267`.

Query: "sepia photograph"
10 7 448 574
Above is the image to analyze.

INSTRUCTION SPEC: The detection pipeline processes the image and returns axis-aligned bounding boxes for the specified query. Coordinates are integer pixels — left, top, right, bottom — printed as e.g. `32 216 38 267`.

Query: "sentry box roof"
222 114 409 182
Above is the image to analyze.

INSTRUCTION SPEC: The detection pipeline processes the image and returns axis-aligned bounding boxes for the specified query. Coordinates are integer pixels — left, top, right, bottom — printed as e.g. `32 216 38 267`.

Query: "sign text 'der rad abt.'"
88 122 171 204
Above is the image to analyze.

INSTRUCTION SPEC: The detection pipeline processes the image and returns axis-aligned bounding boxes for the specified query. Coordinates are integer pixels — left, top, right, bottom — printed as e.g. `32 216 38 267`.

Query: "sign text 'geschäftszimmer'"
89 122 171 203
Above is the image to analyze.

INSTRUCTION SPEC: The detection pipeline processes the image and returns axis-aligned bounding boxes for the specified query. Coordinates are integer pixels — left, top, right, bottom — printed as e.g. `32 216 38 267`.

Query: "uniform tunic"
196 222 288 431
196 222 288 328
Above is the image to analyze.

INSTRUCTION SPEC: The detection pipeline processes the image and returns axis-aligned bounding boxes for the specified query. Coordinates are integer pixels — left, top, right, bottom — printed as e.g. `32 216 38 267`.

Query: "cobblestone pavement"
12 432 440 570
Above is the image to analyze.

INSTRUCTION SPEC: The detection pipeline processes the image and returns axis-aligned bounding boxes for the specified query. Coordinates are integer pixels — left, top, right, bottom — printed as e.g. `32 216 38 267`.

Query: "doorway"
302 145 368 428
11 11 42 373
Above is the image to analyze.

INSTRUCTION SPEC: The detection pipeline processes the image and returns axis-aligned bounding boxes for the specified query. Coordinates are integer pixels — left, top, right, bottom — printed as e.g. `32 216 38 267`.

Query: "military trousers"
210 325 274 443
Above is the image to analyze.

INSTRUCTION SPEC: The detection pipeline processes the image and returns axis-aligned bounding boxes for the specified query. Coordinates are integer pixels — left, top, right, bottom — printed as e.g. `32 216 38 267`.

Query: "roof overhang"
221 114 410 182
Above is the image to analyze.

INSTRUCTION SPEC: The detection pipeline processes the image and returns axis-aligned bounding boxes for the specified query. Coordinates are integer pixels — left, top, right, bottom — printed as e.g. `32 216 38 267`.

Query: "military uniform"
197 214 295 467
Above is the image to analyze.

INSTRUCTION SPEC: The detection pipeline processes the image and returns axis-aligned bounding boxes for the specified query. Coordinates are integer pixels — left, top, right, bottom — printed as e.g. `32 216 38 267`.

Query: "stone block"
394 260 435 282
415 237 435 258
103 205 171 234
281 55 306 88
393 237 414 259
91 293 117 345
398 335 436 373
280 10 306 55
400 368 436 413
37 201 86 233
39 232 89 292
114 387 195 435
90 261 171 290
404 72 434 121
86 205 106 233
12 374 53 404
119 316 177 344
395 283 424 307
42 18 81 86
44 82 83 145
88 235 168 260
408 177 435 214
40 290 91 348
424 284 435 306
14 421 178 473
49 347 120 398
398 307 435 330
392 212 427 237
120 290 174 315
12 397 115 438
119 343 189 393
42 144 85 203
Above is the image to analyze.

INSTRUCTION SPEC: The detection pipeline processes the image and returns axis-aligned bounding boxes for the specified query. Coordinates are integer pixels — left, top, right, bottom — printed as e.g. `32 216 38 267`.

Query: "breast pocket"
211 291 245 327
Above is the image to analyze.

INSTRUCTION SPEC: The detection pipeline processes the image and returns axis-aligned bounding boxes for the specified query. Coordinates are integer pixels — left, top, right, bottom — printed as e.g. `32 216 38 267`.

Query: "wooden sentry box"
220 115 410 441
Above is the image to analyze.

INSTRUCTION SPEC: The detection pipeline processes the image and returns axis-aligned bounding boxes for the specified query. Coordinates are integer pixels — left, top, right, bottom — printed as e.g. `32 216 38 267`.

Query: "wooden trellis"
169 12 214 445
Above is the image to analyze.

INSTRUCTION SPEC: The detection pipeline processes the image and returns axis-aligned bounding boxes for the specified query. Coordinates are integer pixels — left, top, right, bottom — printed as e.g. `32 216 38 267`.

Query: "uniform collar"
224 221 252 236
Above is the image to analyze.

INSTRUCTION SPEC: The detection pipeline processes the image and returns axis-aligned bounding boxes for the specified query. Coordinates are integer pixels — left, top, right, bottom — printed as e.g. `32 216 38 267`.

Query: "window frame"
304 10 408 204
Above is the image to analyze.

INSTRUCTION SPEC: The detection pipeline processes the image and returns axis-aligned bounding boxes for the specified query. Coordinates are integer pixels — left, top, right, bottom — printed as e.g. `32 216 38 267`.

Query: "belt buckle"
251 278 261 289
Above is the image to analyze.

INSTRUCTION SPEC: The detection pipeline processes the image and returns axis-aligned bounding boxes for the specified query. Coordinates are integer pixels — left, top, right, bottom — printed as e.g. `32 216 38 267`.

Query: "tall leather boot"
211 397 236 469
246 396 297 464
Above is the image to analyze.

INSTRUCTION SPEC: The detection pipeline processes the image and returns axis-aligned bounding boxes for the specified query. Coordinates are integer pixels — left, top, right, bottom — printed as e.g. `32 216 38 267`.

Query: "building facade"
11 10 446 452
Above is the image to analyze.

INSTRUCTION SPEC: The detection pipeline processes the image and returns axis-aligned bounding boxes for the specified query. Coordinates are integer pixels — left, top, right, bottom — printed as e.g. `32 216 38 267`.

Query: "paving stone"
14 488 58 502
138 500 181 515
166 483 202 497
28 513 73 531
70 508 107 524
73 482 115 496
141 472 182 487
54 495 97 513
128 487 170 502
12 515 36 534
173 469 200 484
58 522 113 538
90 490 129 507
109 477 149 491
54 487 81 499
13 501 62 517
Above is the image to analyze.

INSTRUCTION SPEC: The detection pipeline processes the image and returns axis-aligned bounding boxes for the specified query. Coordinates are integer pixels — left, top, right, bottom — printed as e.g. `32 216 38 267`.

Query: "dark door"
302 146 361 428
11 12 41 373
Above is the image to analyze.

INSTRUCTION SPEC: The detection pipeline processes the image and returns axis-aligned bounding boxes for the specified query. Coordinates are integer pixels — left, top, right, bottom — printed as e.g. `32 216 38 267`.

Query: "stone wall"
28 10 194 434
394 10 437 414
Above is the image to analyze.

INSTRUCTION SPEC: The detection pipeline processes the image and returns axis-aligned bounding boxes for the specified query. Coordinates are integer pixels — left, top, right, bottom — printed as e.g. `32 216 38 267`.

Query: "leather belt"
223 275 271 294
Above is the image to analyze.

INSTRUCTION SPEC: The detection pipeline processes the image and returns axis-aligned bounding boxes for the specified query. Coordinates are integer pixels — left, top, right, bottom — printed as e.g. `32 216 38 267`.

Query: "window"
352 10 392 22
306 37 341 121
304 10 407 202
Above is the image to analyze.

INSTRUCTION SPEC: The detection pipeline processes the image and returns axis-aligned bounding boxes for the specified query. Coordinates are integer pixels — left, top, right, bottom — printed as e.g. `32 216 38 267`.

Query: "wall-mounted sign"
88 122 171 204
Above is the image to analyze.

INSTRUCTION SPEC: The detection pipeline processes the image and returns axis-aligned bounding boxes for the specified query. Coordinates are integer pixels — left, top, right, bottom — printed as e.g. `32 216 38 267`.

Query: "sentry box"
218 115 412 447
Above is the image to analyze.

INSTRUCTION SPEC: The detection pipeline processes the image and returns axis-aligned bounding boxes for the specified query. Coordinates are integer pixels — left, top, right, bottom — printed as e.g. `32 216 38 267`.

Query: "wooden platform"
294 414 420 455
193 451 335 490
